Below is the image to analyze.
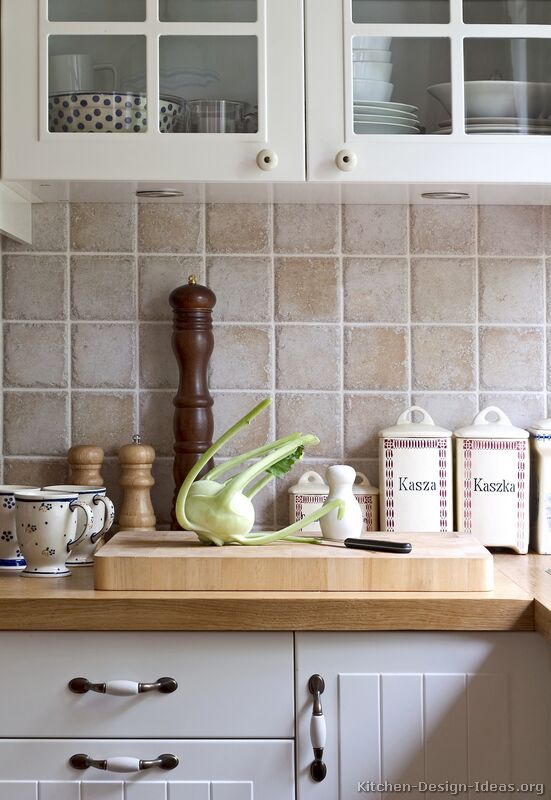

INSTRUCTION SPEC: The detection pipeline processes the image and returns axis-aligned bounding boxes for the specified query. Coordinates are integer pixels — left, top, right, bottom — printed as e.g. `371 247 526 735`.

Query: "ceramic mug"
49 54 117 95
44 485 115 566
0 485 39 571
14 490 93 578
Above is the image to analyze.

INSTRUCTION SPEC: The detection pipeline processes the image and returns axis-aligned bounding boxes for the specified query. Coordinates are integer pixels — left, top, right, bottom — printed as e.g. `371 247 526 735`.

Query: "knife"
319 538 412 554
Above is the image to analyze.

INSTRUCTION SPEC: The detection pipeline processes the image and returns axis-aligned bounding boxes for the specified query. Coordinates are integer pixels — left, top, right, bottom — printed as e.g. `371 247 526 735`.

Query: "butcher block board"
94 531 494 592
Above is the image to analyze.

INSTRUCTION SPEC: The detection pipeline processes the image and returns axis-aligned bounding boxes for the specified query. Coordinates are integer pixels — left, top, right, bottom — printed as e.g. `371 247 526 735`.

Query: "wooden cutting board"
94 531 494 592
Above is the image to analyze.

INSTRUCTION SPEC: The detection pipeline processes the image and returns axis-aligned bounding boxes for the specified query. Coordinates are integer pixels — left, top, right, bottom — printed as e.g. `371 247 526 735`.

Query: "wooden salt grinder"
68 445 104 486
118 435 156 531
170 275 217 528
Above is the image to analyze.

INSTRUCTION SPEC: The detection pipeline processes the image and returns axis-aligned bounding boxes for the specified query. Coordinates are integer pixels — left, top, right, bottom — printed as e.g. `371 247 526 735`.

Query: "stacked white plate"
354 100 422 135
437 117 551 135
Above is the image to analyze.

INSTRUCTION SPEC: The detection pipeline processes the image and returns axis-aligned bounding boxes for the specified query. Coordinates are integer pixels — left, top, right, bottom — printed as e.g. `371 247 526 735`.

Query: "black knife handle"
344 538 412 553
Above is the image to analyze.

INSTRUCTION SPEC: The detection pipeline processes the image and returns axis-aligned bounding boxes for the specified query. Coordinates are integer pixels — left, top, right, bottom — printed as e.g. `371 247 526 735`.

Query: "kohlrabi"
175 398 343 546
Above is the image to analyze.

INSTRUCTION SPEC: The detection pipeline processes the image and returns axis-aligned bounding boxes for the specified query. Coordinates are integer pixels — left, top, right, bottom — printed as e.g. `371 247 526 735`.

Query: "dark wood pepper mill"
170 274 217 528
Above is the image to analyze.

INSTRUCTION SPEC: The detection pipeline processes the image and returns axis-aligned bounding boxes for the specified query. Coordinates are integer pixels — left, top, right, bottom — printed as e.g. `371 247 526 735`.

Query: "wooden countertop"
0 557 543 633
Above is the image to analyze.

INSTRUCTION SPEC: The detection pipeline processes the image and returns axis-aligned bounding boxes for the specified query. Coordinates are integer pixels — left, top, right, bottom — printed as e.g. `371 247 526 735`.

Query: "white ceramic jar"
288 470 379 533
455 406 529 553
527 418 551 554
379 406 453 532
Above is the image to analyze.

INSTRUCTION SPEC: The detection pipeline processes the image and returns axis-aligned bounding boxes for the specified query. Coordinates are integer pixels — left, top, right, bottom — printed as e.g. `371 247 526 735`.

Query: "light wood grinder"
118 435 157 531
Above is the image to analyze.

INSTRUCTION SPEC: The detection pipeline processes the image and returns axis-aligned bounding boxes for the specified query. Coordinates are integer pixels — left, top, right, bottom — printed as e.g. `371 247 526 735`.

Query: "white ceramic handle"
354 471 372 487
256 149 278 171
67 501 93 551
91 495 115 544
93 63 117 92
396 405 435 426
298 470 325 485
105 680 140 696
472 405 513 427
106 757 141 773
310 713 326 750
335 149 357 171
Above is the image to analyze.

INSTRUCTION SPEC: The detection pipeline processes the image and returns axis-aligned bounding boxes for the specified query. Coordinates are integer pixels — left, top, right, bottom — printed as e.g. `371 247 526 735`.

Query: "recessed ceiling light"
136 189 185 198
421 191 470 200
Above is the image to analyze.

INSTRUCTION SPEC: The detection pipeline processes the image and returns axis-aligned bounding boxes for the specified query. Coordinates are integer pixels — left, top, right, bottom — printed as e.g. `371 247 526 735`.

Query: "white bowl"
352 49 392 63
354 79 393 103
428 80 551 119
353 36 392 50
353 61 392 81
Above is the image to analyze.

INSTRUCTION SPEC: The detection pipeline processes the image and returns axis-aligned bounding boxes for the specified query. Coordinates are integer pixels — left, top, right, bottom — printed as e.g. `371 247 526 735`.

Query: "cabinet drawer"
0 632 293 737
0 739 295 800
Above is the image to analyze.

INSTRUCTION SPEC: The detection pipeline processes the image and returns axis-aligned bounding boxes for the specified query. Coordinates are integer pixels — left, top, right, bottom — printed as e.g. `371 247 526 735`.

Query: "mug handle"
67 501 94 552
93 63 118 92
91 496 115 544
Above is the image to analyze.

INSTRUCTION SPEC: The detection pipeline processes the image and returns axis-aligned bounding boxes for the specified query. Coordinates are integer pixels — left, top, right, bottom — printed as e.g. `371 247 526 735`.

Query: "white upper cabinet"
1 0 305 181
306 0 551 182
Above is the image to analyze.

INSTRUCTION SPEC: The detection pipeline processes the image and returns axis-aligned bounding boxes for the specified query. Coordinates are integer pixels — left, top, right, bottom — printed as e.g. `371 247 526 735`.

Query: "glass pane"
463 38 551 135
464 0 551 25
352 0 449 24
159 36 258 132
160 0 257 23
352 37 451 134
49 0 145 22
49 36 148 132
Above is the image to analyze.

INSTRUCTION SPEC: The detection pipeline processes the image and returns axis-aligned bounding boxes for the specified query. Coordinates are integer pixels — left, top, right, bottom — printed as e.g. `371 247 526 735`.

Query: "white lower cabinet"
0 739 295 800
295 632 551 800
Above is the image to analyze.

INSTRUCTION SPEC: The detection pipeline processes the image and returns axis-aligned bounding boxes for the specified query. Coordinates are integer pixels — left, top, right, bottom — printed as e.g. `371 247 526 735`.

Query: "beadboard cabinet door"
0 739 295 800
296 632 551 800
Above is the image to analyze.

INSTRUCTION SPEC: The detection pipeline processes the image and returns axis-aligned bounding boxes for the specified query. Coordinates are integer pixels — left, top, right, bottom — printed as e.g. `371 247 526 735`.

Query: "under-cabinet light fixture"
136 189 185 198
421 191 470 200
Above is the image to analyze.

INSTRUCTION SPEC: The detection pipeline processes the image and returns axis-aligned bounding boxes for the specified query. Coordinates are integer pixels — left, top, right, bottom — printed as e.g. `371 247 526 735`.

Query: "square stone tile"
212 391 272 457
276 393 340 459
139 255 204 321
4 323 67 388
275 257 339 322
478 393 545 429
544 261 551 323
207 257 271 322
344 393 408 458
71 255 136 320
3 203 68 253
410 393 478 433
211 325 272 390
410 205 476 255
3 255 67 320
274 204 339 254
480 327 544 391
345 327 408 391
72 323 136 388
138 203 202 253
139 391 174 457
206 204 270 253
4 458 68 487
139 323 178 389
276 326 340 391
70 203 135 252
411 258 476 323
412 326 476 391
71 392 136 456
342 205 407 255
4 392 68 455
478 206 543 256
479 258 544 323
343 257 408 323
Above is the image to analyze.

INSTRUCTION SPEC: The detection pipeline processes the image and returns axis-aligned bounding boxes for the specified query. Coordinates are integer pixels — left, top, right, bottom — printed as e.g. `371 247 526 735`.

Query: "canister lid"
454 406 529 439
288 470 328 495
379 406 452 438
527 418 551 435
352 472 379 496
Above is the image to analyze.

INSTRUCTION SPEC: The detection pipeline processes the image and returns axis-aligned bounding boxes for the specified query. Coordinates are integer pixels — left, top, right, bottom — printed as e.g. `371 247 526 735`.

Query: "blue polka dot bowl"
48 92 185 133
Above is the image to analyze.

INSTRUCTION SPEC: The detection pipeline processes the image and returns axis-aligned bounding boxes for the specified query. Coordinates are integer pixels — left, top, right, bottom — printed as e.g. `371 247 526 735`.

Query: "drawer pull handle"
308 673 327 782
68 676 178 695
70 753 179 773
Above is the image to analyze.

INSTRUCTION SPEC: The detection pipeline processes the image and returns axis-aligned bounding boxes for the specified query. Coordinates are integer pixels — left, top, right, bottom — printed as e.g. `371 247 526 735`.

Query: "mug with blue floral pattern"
0 485 39 571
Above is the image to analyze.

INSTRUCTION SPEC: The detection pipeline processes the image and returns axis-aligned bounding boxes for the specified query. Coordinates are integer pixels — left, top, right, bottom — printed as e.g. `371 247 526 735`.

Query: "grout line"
269 202 277 527
0 234 3 483
543 205 548 415
65 202 72 449
474 204 480 412
406 205 413 405
133 202 140 438
338 203 344 462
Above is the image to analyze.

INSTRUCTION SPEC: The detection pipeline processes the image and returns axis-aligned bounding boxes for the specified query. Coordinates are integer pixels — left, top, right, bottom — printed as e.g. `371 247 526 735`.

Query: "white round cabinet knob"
256 149 278 171
335 149 358 172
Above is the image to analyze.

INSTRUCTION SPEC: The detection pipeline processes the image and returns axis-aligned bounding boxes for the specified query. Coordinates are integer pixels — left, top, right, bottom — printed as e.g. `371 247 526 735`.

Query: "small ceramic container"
14 490 93 577
379 406 453 533
44 485 115 566
289 470 379 533
527 419 551 554
319 465 363 542
455 406 529 553
0 485 39 571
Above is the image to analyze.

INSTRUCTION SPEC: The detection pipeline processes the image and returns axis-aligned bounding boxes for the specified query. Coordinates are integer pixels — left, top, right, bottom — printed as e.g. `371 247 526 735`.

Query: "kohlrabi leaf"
266 445 305 478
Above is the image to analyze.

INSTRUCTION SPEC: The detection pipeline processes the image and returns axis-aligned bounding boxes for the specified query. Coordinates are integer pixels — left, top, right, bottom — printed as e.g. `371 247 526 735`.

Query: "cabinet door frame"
2 0 305 181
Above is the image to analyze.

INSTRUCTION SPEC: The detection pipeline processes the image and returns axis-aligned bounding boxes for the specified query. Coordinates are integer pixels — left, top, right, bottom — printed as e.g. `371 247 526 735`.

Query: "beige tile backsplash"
2 201 550 527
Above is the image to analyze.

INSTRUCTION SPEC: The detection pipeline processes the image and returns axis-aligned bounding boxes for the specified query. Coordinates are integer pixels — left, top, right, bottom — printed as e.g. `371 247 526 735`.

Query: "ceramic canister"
527 418 551 554
379 406 453 532
288 470 379 533
0 485 39 571
455 406 529 553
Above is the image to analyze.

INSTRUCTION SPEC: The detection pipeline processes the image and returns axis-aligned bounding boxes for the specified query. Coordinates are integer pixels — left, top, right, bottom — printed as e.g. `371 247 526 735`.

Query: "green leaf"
266 445 305 478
